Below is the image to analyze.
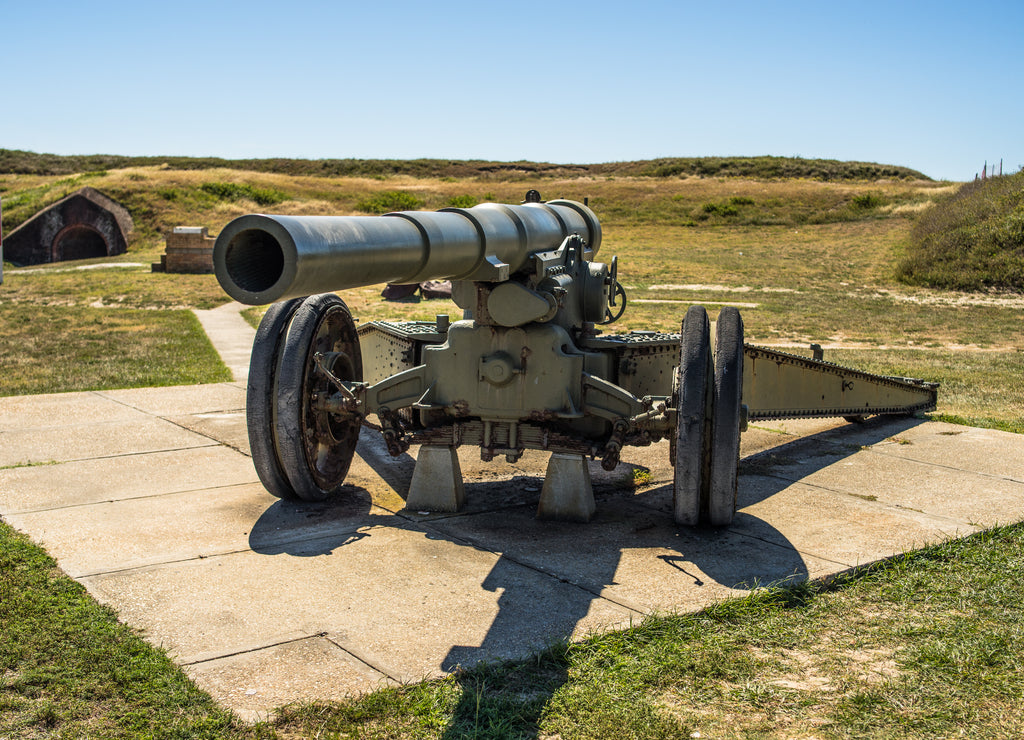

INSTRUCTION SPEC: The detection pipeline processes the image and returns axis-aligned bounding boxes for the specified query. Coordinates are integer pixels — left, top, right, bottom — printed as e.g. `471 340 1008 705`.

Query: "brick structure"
4 187 133 266
152 227 216 274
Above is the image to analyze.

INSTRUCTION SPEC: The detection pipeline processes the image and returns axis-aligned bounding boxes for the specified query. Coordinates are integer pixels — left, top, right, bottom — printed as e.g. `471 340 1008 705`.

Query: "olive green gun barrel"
213 200 601 305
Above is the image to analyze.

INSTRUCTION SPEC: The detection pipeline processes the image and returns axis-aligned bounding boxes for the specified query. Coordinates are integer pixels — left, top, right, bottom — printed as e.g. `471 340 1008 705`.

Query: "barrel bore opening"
224 229 285 296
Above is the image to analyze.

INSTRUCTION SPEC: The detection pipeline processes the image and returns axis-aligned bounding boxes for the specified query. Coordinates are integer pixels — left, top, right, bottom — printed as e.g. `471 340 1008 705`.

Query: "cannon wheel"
673 305 713 526
247 298 304 500
275 293 363 501
708 307 744 526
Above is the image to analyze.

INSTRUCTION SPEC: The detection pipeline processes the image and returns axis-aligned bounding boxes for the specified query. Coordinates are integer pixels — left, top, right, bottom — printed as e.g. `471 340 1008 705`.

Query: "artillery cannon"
215 193 937 526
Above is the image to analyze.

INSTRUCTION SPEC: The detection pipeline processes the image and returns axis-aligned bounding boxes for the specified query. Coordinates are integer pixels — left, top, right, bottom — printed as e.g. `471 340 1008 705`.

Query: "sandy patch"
864 288 1024 309
633 299 761 308
7 263 146 275
647 284 800 294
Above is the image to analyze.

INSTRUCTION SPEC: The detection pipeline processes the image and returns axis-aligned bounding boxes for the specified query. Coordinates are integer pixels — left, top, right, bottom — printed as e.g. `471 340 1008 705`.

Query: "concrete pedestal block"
537 453 596 522
406 445 466 512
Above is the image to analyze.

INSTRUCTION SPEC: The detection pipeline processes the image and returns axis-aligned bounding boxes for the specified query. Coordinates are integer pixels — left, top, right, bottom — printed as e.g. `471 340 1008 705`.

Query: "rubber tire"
708 307 744 526
673 305 712 526
276 293 362 501
246 298 304 500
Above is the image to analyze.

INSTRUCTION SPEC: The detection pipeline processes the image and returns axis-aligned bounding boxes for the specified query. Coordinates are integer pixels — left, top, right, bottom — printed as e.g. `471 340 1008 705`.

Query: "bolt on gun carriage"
215 192 937 526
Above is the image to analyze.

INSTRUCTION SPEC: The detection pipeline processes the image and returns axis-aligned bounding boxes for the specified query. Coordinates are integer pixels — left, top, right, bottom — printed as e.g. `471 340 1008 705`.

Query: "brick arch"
52 223 109 262
3 187 133 266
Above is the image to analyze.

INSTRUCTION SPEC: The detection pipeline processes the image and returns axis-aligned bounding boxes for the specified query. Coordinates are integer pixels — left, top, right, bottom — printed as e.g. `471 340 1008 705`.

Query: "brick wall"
153 227 215 273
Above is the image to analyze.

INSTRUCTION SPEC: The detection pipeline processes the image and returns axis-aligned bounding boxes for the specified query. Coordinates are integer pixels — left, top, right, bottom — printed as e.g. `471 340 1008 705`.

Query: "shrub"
897 169 1024 290
446 194 478 208
356 190 424 214
199 181 286 206
851 193 885 209
700 201 740 217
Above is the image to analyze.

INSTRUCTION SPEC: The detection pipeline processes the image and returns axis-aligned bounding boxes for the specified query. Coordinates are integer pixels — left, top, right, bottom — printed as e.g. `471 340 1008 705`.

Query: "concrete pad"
98 383 245 417
0 390 150 432
6 482 361 577
0 445 258 513
0 416 216 468
166 411 250 453
865 421 1024 482
184 636 394 723
81 524 638 681
793 450 1024 527
192 303 257 384
423 495 834 614
4 383 1024 719
731 476 976 568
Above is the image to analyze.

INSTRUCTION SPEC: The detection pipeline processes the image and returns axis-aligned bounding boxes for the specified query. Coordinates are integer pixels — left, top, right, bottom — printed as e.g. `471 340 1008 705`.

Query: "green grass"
0 303 230 396
4 516 1023 738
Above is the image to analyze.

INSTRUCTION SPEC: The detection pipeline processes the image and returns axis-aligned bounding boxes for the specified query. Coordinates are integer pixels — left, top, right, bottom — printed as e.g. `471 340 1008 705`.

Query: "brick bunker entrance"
3 187 134 266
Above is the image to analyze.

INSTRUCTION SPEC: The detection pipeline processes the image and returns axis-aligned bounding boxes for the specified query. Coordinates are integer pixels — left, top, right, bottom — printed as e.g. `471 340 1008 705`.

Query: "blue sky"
3 0 1021 181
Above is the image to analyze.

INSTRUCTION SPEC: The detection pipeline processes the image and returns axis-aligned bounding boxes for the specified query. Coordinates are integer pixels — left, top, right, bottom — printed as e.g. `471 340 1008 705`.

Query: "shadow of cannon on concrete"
241 413 924 734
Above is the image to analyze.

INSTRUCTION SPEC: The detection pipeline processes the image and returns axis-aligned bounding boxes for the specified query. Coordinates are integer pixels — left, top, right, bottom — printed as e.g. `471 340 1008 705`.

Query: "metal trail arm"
742 344 938 421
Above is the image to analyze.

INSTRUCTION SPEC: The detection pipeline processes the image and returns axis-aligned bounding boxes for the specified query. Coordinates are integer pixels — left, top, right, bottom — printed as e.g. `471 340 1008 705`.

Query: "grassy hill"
0 149 930 182
898 169 1024 291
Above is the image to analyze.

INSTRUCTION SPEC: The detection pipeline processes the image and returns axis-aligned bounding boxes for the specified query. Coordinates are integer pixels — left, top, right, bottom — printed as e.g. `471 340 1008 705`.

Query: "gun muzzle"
213 199 600 305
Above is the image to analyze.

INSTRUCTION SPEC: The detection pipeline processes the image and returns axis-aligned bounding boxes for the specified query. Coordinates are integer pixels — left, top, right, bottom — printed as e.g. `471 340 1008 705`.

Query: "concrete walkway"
192 302 256 383
2 382 1023 721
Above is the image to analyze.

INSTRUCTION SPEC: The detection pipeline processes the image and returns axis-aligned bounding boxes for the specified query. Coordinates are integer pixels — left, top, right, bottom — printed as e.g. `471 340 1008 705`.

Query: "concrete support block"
406 445 465 512
537 453 595 522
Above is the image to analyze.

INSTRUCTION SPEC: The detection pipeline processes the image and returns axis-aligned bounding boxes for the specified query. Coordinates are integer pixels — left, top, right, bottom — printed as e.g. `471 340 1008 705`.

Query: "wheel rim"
276 294 362 501
299 313 362 490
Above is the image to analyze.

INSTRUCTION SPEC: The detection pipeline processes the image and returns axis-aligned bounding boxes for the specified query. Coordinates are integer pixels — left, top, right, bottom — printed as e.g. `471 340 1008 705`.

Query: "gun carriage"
215 193 937 526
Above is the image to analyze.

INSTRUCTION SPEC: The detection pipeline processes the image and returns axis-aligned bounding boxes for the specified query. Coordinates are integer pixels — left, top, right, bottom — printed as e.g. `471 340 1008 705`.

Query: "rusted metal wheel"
708 307 744 526
673 305 713 526
275 293 363 501
247 298 304 500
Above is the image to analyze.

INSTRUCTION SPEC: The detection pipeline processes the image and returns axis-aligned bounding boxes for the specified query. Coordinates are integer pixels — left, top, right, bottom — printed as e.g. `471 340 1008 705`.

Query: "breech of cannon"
214 200 601 305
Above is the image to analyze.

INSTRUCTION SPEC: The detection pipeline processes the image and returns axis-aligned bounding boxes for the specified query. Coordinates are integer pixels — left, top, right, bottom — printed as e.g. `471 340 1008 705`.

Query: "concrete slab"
422 495 834 614
166 411 250 453
184 636 395 723
789 450 1024 527
3 383 1024 720
865 421 1024 482
730 477 976 568
97 383 245 417
81 524 638 680
0 416 216 468
0 389 150 432
0 445 258 513
192 303 257 384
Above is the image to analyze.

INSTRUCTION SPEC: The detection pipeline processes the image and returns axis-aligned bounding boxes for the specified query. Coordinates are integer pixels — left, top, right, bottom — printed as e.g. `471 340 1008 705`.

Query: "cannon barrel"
213 199 601 305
